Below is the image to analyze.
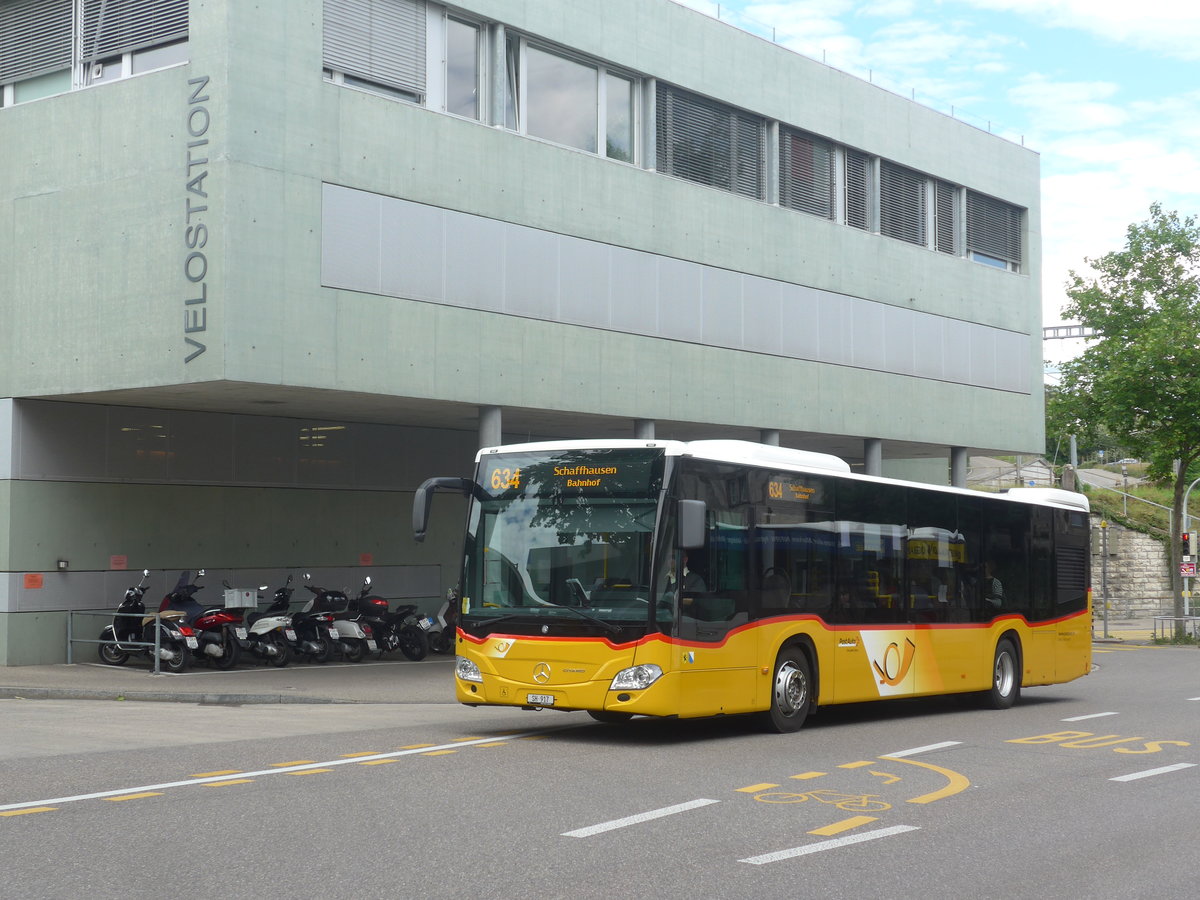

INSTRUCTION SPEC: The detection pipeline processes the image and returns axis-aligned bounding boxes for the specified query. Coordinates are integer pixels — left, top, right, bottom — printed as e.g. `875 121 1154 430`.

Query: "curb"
0 686 344 705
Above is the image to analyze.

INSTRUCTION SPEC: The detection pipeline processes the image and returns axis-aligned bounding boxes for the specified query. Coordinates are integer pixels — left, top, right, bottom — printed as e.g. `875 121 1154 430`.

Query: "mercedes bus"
412 440 1091 732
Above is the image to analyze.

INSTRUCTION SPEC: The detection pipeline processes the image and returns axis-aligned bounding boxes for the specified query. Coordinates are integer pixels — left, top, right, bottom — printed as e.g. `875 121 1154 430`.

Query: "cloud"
948 0 1200 61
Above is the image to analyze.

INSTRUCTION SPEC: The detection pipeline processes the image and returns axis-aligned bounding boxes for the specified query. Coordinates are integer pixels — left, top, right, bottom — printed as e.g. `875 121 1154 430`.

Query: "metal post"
66 611 73 664
153 612 162 676
1122 465 1128 517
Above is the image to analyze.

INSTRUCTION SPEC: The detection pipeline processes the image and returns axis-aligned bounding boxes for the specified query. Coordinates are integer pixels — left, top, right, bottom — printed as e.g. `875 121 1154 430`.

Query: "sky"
673 0 1200 377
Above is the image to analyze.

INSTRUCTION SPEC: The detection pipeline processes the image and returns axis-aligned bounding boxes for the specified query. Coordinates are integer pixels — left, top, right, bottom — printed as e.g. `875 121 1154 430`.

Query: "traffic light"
1183 532 1193 556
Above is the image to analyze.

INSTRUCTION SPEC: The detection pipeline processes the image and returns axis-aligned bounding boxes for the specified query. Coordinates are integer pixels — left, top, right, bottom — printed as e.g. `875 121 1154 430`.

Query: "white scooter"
302 574 377 663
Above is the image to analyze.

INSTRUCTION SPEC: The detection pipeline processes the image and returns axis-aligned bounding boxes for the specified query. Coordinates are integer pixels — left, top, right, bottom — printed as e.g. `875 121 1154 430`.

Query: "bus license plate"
527 694 555 706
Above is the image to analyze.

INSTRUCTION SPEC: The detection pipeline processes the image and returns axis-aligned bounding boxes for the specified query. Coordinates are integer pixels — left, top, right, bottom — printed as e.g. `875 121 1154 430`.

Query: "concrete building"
0 0 1042 664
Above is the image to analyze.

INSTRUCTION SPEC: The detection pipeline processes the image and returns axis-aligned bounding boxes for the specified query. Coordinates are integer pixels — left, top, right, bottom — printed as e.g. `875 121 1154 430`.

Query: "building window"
656 83 764 199
844 149 873 231
0 0 187 104
526 45 598 153
0 0 73 97
779 126 834 220
503 37 639 163
445 17 479 119
966 190 1023 272
323 0 427 103
879 160 926 246
934 180 960 255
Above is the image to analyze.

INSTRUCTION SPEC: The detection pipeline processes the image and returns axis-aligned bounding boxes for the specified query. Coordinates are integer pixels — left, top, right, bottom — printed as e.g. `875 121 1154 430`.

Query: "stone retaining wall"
1089 516 1174 619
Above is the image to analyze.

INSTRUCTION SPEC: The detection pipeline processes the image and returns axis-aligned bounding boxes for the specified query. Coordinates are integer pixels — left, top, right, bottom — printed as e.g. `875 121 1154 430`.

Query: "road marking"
422 750 457 757
191 770 241 777
1189 697 1200 702
359 759 397 766
881 741 961 758
0 807 56 817
878 755 971 805
1110 763 1198 782
474 741 508 748
340 752 379 758
562 799 720 838
398 744 434 750
286 769 332 776
204 779 255 787
0 729 561 814
271 760 316 767
1063 712 1119 722
739 825 920 864
838 761 874 769
789 772 826 780
106 792 163 802
808 816 878 836
736 783 779 793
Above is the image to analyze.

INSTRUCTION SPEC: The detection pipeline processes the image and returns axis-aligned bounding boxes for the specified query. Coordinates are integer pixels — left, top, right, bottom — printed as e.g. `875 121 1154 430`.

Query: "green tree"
1051 204 1200 628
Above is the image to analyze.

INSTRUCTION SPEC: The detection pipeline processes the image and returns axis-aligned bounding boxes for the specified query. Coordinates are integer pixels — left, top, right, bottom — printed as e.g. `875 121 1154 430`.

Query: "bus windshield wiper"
537 602 624 636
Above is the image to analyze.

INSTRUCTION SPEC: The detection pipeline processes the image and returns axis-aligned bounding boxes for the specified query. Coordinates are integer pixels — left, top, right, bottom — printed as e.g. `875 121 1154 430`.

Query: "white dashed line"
881 741 961 758
1062 712 1119 721
562 799 720 837
1110 763 1197 783
739 825 921 864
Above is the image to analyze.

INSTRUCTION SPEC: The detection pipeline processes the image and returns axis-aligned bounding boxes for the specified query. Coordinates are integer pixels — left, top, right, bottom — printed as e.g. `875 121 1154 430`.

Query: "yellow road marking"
191 770 241 778
271 761 316 767
789 771 826 780
809 816 878 835
0 807 55 817
359 759 397 766
106 792 164 802
287 769 333 776
519 735 548 741
474 742 508 748
204 779 255 787
838 761 874 769
422 750 457 757
398 744 434 750
451 736 485 742
340 752 379 758
879 755 971 805
736 783 779 793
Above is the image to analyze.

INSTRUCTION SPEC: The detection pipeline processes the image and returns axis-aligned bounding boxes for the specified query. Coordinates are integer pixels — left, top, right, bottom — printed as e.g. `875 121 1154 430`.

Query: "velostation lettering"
183 75 212 363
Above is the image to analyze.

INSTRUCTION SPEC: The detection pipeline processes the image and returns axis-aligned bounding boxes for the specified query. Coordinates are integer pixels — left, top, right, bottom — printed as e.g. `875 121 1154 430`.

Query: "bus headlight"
455 656 483 683
609 664 663 691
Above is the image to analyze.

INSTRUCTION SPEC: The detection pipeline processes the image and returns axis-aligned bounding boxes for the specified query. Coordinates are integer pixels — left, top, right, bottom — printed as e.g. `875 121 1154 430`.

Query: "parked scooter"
160 570 242 669
300 575 376 662
427 585 460 655
291 575 350 663
358 579 431 661
228 577 293 667
97 569 198 673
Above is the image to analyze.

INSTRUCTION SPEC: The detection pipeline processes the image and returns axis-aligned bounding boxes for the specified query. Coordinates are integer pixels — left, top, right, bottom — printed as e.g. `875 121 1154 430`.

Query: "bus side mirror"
678 499 707 550
413 477 478 543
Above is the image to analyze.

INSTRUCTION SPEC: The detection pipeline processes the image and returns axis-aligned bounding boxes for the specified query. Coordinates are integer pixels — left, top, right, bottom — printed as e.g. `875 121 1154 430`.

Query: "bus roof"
475 439 1089 512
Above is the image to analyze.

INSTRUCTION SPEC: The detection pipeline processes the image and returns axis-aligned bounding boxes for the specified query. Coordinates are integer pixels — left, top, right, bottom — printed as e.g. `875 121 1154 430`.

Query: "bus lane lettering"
1007 731 1191 754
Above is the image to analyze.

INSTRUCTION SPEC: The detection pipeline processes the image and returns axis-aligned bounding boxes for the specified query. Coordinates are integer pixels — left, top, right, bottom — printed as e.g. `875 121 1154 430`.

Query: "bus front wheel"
763 648 812 733
984 638 1020 710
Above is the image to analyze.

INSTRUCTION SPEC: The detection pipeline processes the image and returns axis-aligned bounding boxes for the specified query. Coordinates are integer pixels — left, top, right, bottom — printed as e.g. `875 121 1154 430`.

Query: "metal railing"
68 608 176 675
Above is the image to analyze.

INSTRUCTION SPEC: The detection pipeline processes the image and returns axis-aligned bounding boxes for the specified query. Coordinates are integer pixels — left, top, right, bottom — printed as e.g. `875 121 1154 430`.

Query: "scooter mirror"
259 584 269 591
365 576 372 587
198 569 206 577
142 569 150 577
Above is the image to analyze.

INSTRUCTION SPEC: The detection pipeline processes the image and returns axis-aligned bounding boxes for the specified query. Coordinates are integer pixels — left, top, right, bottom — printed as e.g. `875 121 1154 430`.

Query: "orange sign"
359 553 373 566
24 573 44 589
110 555 128 570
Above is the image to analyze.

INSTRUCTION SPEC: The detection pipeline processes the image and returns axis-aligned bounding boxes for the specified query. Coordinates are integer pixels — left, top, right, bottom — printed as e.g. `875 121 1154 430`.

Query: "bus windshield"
462 448 665 629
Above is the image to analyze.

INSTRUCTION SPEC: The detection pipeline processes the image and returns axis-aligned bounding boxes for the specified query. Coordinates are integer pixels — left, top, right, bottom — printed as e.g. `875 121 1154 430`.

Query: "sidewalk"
0 624 1164 706
0 656 459 705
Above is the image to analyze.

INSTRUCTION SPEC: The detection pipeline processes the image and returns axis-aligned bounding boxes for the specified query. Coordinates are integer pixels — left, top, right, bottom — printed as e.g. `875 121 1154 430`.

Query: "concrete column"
950 446 968 488
634 419 656 440
488 25 507 127
759 429 780 446
864 438 882 477
479 406 502 449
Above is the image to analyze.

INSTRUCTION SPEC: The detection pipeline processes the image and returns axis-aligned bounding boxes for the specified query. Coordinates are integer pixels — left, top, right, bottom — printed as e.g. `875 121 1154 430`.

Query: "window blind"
779 127 834 219
0 0 72 83
655 83 764 199
323 0 427 98
80 0 188 62
844 149 871 231
934 181 959 255
966 190 1022 267
879 160 926 246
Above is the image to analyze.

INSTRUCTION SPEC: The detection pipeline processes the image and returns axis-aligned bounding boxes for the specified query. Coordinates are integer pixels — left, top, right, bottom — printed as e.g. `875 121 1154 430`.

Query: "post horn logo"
872 637 917 686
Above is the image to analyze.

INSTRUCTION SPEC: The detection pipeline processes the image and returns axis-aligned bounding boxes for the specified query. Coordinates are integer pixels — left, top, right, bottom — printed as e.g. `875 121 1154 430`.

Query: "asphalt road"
2 643 1197 899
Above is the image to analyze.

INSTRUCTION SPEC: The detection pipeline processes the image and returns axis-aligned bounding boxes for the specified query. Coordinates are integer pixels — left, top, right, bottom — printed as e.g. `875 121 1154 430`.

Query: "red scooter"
160 570 243 669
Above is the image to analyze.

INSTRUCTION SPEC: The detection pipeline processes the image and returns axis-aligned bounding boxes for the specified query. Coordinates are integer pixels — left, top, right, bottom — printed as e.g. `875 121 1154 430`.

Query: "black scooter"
98 569 198 673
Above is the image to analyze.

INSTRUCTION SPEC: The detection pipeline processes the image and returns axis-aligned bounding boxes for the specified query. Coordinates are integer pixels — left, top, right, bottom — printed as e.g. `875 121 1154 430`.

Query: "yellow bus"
413 440 1091 732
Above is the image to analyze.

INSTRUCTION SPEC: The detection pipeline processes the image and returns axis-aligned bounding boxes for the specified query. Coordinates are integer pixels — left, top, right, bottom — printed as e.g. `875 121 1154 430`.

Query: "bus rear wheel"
763 648 812 733
587 710 633 724
984 638 1020 709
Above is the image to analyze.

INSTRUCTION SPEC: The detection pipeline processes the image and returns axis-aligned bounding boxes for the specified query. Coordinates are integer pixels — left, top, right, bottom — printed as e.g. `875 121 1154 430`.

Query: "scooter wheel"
162 644 190 674
343 639 366 663
398 626 429 661
267 634 291 668
98 638 129 666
